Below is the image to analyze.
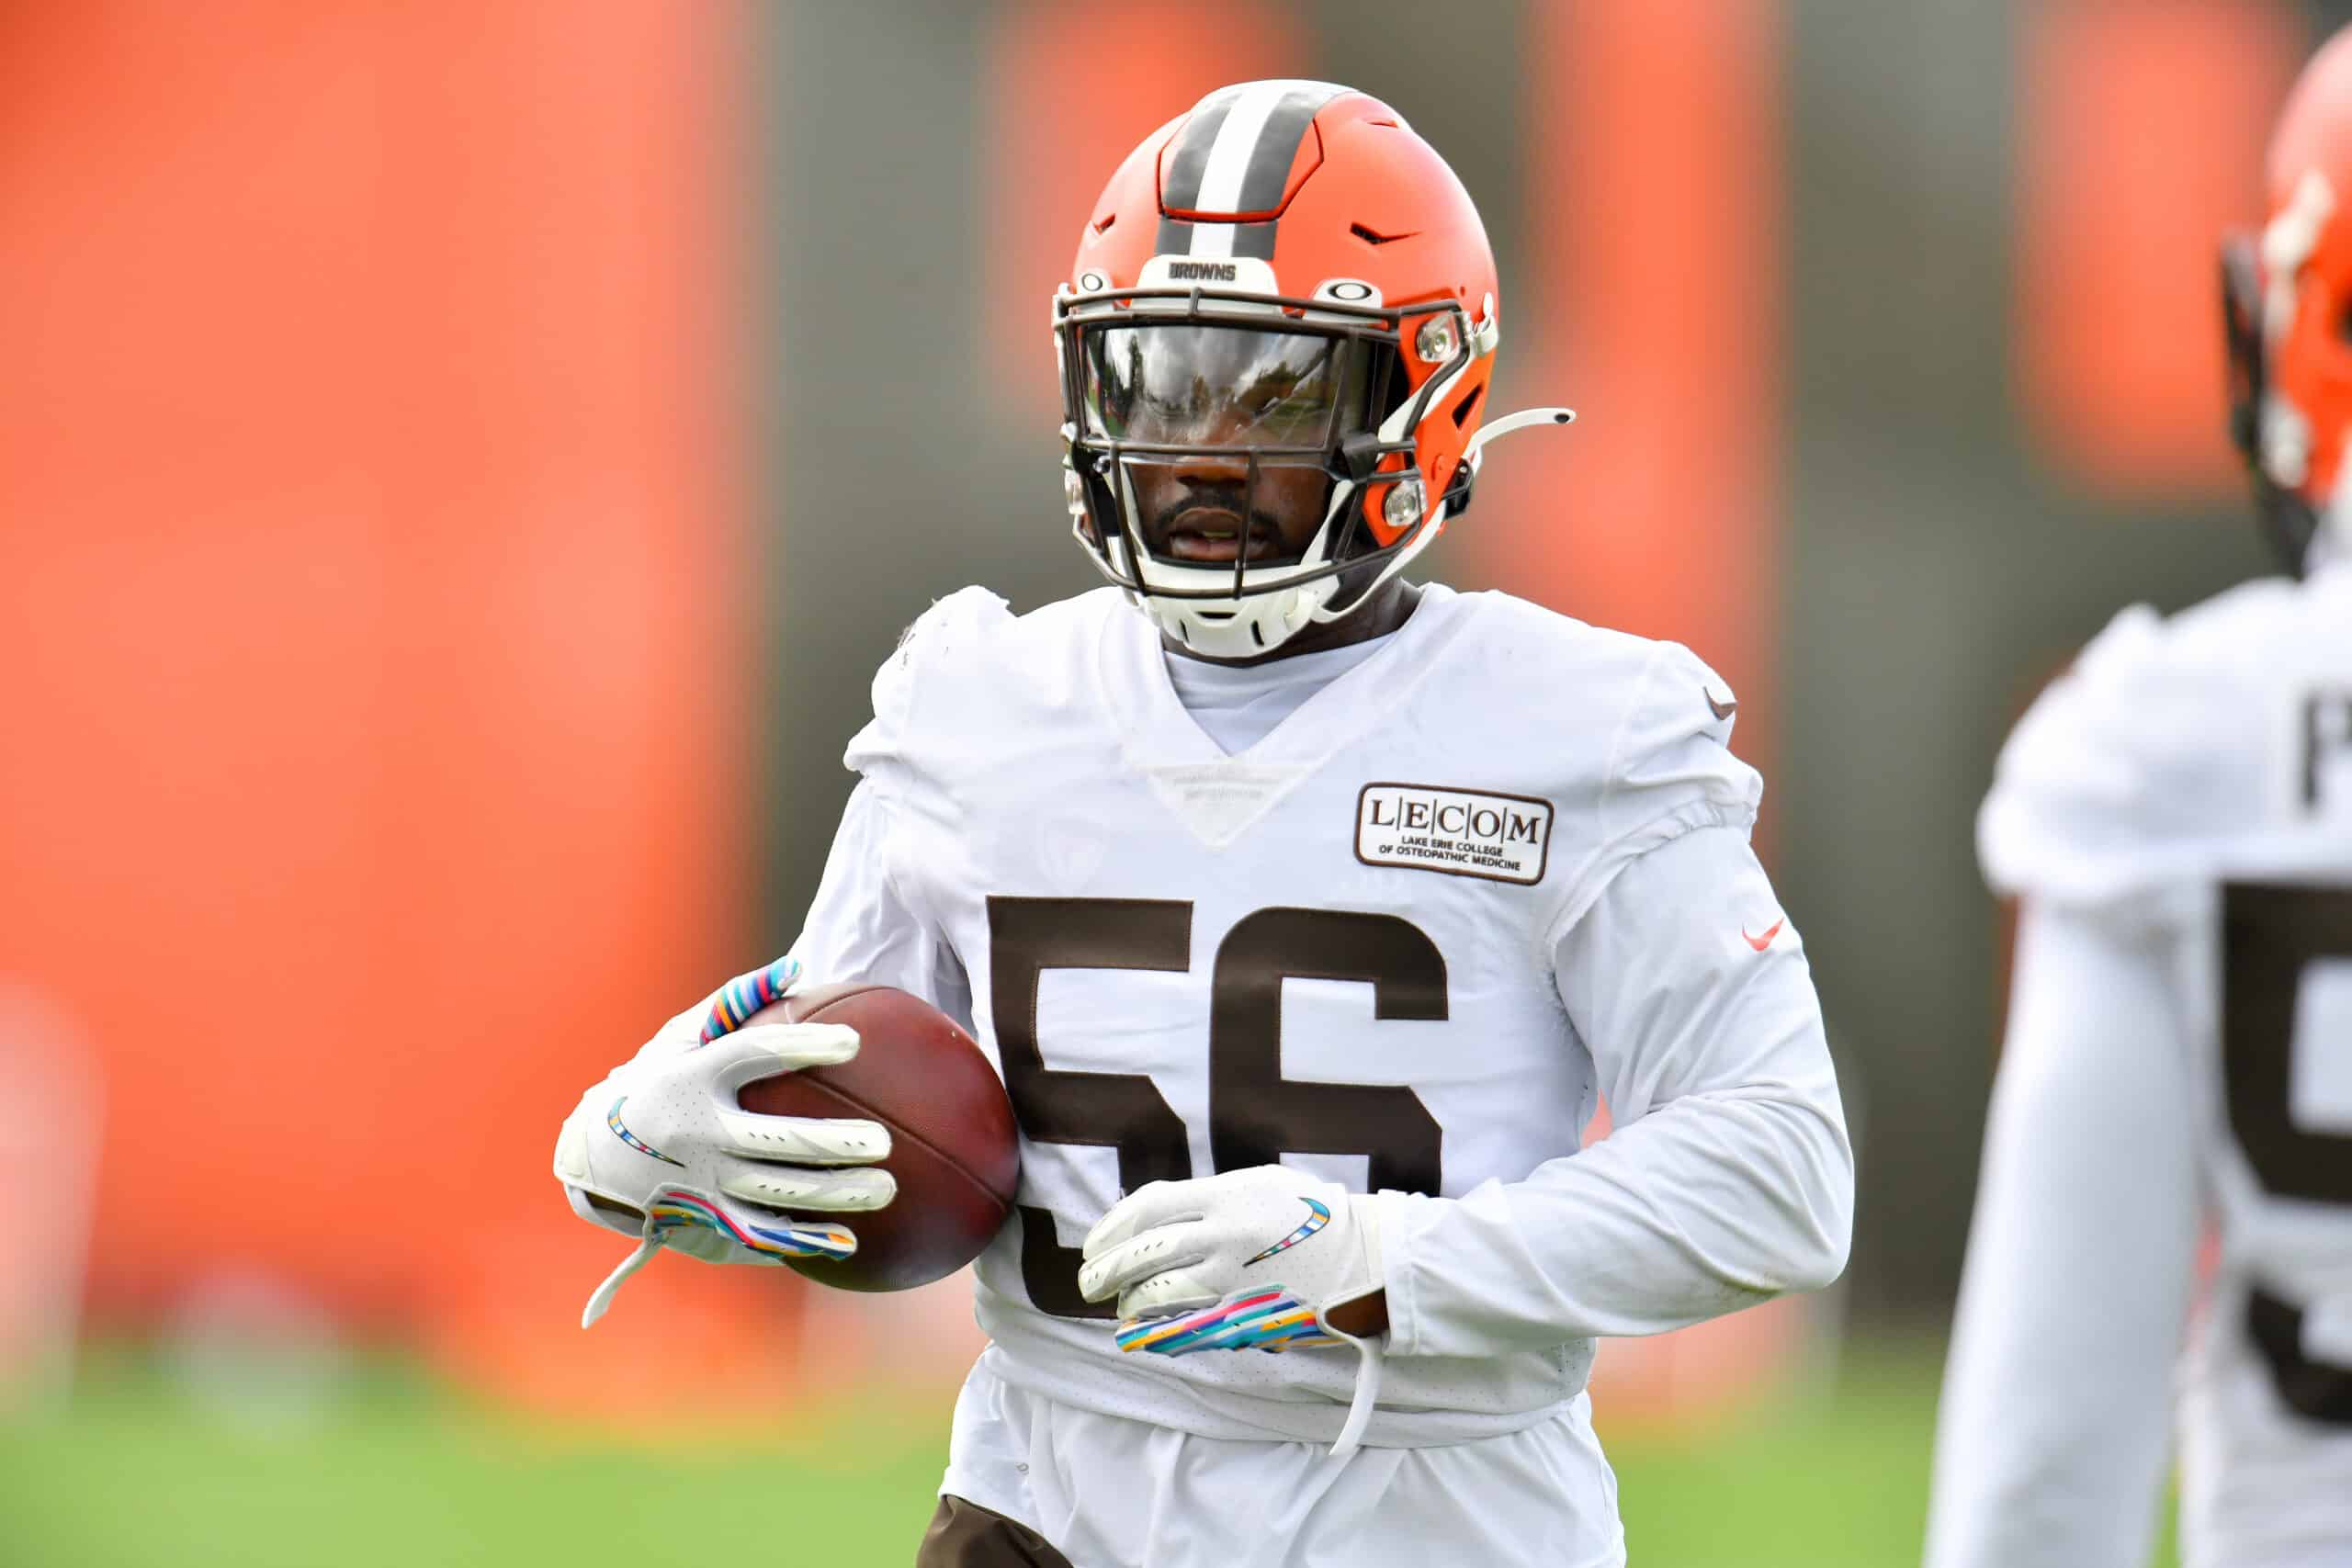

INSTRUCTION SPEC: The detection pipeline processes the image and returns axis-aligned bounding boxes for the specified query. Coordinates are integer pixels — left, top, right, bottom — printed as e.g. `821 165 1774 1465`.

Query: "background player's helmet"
1056 82 1568 657
2224 26 2352 574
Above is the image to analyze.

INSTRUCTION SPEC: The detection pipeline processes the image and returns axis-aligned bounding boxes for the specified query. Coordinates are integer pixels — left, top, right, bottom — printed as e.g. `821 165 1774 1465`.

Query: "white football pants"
938 1350 1626 1568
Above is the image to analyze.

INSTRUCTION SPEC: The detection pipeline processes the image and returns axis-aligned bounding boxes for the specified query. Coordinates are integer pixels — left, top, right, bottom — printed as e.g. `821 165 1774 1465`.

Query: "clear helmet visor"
1080 322 1373 449
1077 323 1375 574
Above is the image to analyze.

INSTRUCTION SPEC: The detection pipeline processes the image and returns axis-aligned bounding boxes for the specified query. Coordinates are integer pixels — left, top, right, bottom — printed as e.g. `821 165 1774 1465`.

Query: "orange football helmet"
1056 81 1573 656
2225 26 2352 571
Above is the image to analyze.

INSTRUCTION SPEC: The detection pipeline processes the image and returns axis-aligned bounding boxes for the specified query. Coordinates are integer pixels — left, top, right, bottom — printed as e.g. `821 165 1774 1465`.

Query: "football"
736 983 1019 1292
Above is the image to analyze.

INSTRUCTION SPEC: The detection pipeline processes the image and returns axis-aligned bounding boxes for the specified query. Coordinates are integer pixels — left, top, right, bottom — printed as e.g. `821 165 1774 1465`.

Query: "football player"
554 82 1853 1568
1923 29 2352 1568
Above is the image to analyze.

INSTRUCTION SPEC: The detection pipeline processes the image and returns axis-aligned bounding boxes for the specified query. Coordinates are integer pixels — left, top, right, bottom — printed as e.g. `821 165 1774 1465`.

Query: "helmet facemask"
2222 233 2324 573
1056 282 1480 659
2221 164 2352 577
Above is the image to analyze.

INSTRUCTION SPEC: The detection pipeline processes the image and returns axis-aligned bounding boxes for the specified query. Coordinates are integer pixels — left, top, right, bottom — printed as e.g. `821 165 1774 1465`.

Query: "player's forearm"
782 779 972 1024
1923 904 2196 1568
1374 1077 1851 1355
587 786 964 1091
1365 826 1853 1358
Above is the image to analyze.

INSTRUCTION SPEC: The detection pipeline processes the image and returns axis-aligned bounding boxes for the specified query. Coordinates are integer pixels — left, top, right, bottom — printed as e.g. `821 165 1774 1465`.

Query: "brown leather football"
735 983 1019 1292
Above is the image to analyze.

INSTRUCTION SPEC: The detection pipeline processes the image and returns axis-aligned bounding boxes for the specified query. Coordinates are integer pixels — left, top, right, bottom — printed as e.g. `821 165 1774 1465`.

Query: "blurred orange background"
0 0 2301 1427
0 0 786 1410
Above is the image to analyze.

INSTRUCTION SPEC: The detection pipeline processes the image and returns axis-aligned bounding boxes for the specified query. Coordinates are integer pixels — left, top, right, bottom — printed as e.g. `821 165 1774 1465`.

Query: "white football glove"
553 957 895 1326
1079 1165 1388 1459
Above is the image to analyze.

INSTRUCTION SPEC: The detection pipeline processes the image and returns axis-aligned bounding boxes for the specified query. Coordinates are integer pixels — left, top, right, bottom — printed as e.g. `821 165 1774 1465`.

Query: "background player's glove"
552 958 895 1326
1079 1165 1388 1459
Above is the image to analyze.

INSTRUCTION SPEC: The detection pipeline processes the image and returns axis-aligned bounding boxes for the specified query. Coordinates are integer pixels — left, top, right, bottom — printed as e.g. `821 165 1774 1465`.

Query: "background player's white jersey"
1931 561 2352 1568
789 582 1850 1453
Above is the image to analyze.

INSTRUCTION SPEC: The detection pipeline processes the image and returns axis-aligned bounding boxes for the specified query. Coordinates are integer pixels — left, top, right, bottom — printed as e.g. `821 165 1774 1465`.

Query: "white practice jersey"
787 581 1851 1452
1931 562 2352 1568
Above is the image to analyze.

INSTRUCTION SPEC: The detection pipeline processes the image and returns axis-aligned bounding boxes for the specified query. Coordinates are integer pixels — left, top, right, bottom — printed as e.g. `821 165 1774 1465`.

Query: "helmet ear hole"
1451 383 1486 430
1368 344 1408 424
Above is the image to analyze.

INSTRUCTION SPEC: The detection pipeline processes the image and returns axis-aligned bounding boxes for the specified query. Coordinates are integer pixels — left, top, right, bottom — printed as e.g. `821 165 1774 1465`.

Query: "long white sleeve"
1376 825 1854 1355
609 781 968 1075
1923 901 2199 1568
785 779 972 1029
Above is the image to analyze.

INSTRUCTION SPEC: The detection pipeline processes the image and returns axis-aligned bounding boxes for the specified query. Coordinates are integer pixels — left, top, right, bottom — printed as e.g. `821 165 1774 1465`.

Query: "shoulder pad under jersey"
1978 580 2313 913
1469 595 1763 930
844 586 1013 786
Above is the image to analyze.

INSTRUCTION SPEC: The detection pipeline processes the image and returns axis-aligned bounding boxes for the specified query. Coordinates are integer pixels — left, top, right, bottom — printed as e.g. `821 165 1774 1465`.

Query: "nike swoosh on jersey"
1743 919 1785 952
1243 1197 1331 1266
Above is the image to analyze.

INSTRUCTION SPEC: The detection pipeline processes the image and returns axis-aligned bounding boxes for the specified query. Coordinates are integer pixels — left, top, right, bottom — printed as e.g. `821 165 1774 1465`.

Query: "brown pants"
917 1495 1076 1568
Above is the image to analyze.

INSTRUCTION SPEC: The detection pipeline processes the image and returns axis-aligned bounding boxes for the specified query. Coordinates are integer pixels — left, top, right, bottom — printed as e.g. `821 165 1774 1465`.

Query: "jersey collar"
1097 581 1480 773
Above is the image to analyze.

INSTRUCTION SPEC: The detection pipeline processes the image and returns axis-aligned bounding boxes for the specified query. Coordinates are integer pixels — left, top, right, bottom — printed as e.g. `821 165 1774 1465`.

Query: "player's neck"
1164 581 1423 669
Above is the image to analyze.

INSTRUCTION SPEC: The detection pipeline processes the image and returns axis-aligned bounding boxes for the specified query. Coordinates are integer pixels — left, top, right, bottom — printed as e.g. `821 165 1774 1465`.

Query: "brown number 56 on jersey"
987 896 1446 1319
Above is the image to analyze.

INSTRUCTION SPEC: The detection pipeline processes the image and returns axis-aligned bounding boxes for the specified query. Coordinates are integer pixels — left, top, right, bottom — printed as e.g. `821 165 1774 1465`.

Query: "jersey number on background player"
2224 882 2352 1425
988 896 1446 1319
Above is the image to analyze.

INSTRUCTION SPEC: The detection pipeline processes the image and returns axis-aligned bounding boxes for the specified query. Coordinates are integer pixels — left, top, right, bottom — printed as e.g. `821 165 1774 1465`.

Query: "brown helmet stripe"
1156 81 1348 260
1229 85 1336 216
1158 87 1238 214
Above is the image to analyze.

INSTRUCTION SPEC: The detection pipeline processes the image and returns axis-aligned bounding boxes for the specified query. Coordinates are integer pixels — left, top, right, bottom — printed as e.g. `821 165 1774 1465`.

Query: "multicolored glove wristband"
1116 1285 1385 1461
700 955 802 1043
1115 1289 1344 1356
645 1187 854 1262
581 1187 854 1329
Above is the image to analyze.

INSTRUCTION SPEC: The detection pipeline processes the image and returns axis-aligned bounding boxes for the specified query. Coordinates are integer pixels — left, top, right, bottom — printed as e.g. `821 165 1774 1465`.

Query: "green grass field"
0 1343 2175 1566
